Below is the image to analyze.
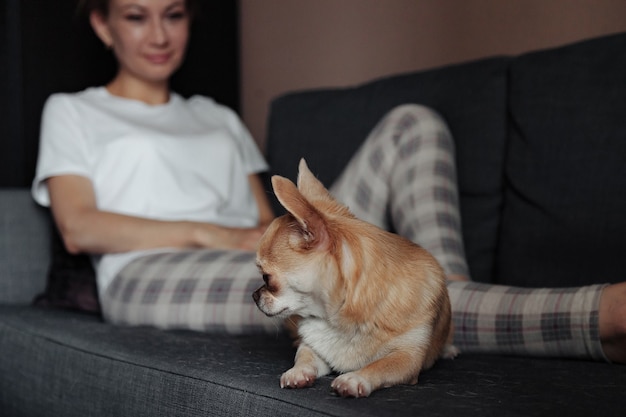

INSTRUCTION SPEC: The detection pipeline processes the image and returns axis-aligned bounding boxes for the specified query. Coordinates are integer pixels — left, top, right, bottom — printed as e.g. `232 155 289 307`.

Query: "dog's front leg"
281 343 331 389
331 348 423 398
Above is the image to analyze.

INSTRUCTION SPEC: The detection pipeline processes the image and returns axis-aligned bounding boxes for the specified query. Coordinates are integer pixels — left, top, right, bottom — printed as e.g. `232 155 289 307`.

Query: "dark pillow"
33 222 101 315
266 57 510 283
497 32 626 287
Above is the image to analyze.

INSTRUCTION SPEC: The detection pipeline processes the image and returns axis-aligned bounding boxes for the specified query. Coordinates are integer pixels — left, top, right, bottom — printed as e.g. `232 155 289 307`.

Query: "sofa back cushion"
266 57 510 283
498 32 626 287
0 189 49 303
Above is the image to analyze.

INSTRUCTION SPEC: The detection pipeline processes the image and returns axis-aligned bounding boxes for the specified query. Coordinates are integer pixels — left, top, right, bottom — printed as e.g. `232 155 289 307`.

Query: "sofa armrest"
0 188 50 304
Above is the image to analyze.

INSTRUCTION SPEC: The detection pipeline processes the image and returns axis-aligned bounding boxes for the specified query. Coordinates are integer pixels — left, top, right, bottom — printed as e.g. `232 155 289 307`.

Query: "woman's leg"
100 249 281 334
331 104 609 361
447 281 608 360
330 104 469 278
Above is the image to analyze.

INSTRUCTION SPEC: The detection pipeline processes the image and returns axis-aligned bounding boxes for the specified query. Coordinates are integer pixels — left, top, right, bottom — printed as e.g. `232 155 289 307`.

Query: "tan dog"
253 159 458 398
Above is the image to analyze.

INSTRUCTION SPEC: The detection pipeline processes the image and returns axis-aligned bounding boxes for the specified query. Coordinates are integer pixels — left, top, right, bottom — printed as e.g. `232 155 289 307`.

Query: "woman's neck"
106 75 171 105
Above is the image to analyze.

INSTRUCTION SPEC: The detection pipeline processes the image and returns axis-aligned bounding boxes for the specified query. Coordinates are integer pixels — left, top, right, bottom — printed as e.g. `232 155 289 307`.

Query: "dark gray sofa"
2 32 626 416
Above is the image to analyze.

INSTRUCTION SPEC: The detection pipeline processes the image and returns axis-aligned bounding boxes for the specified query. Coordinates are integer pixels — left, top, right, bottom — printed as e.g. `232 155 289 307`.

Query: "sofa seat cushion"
0 306 310 417
267 57 510 283
499 32 626 287
2 306 625 416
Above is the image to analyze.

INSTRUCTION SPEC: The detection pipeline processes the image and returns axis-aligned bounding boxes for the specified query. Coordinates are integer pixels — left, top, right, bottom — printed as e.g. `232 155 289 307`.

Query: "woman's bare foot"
599 282 626 363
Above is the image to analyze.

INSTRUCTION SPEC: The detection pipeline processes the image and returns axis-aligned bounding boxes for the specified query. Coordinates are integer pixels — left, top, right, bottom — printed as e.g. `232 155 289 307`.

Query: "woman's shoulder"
44 87 106 109
182 94 242 125
184 94 232 113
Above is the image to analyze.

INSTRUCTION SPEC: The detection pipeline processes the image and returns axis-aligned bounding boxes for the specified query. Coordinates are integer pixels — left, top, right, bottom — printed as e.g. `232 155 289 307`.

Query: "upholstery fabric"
0 189 49 304
267 57 510 283
1 305 625 417
498 32 626 287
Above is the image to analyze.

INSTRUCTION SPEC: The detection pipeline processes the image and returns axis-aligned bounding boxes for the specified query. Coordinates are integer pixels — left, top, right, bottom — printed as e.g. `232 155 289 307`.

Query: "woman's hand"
191 224 269 252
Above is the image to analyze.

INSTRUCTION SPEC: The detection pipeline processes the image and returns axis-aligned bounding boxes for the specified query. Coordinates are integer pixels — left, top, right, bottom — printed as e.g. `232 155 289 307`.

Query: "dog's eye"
262 274 279 293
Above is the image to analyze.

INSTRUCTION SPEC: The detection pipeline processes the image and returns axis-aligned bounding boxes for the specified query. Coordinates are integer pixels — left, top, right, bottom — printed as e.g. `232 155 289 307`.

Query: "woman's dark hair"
77 0 109 16
77 0 199 19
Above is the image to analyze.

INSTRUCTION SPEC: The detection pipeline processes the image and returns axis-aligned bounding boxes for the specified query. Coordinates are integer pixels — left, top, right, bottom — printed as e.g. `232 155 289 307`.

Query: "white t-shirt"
32 87 268 292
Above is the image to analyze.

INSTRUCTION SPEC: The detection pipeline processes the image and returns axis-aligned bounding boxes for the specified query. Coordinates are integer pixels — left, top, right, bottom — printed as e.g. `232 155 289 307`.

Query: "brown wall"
240 0 626 147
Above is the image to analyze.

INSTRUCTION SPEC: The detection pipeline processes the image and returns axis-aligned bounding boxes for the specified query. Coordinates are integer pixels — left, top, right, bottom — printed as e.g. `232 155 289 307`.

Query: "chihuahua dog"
253 159 458 398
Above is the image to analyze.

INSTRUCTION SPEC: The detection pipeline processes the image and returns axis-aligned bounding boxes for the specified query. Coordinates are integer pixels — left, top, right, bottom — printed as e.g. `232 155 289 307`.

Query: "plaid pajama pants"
100 104 608 361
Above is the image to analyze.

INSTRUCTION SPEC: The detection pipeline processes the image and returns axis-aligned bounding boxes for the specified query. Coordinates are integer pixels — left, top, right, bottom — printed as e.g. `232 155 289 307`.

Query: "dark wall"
0 0 240 187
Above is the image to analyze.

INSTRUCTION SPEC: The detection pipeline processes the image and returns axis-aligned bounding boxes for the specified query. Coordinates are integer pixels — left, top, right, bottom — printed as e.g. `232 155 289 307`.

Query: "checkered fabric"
330 104 468 278
331 104 606 360
100 104 608 361
101 250 281 334
447 281 608 361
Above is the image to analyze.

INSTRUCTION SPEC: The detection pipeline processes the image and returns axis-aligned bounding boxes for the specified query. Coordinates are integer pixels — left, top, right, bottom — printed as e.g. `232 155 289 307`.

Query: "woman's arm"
47 174 274 255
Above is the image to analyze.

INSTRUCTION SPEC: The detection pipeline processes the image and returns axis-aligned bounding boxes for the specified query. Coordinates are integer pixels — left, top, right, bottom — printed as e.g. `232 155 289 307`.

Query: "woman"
33 0 625 362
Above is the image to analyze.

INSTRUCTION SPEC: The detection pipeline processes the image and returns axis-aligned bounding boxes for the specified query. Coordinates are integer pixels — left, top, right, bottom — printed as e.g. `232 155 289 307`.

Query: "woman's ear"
89 10 113 49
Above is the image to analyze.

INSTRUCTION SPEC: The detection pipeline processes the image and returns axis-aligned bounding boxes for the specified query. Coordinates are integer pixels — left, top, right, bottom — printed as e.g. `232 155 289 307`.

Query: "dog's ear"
271 174 329 249
296 158 333 202
295 158 354 221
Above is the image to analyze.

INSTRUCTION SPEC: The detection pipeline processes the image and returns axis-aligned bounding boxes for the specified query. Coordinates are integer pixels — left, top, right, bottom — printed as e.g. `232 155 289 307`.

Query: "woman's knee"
383 104 455 150
386 103 438 119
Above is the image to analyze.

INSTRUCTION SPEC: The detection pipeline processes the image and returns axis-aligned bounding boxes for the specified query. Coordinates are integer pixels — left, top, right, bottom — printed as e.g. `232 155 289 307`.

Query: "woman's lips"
145 53 171 64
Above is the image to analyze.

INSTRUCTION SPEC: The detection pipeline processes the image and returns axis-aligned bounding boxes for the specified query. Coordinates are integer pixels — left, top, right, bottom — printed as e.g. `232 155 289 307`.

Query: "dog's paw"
441 344 460 359
331 372 372 398
280 365 317 389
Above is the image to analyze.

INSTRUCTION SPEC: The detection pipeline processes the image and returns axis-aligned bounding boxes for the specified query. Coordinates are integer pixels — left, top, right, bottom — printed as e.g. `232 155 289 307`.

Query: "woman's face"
91 0 190 85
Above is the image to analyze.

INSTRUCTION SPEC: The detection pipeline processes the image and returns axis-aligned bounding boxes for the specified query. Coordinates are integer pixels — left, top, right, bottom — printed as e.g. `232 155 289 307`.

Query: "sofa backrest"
266 31 626 287
0 188 49 304
266 57 511 283
495 31 626 287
